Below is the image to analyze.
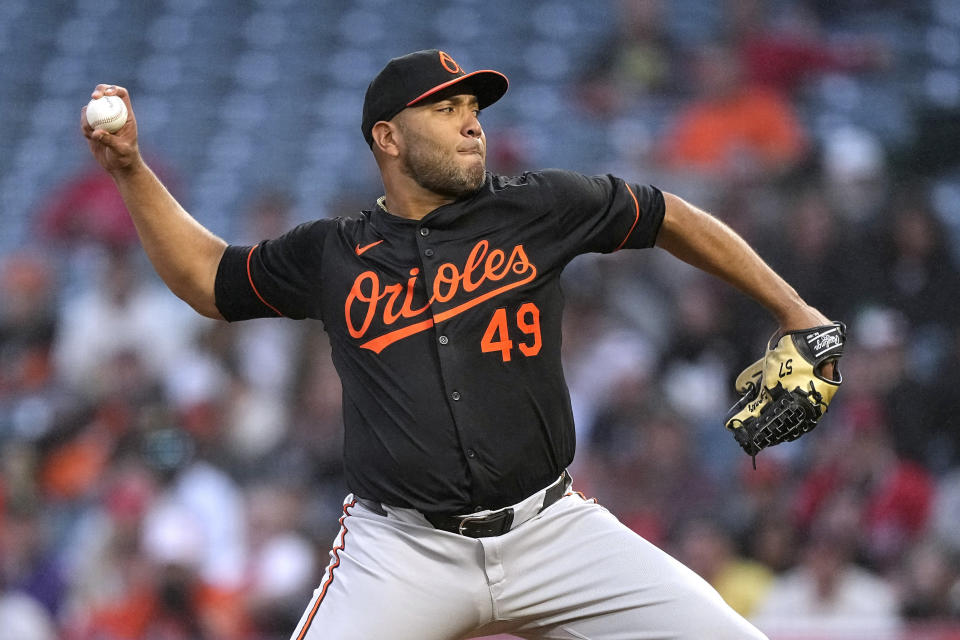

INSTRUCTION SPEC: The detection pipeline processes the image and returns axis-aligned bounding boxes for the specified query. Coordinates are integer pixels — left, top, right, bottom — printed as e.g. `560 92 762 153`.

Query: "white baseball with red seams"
86 95 127 133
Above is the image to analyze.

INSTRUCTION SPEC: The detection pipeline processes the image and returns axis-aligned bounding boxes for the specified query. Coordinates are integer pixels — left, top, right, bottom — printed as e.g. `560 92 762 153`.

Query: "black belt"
424 471 568 538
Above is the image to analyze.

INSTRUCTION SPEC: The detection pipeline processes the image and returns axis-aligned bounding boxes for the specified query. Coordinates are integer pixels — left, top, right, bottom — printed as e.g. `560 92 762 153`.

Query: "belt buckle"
457 507 514 537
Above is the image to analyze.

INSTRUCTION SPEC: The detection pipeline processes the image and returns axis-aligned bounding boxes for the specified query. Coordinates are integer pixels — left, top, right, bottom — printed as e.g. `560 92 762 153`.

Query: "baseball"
86 95 127 133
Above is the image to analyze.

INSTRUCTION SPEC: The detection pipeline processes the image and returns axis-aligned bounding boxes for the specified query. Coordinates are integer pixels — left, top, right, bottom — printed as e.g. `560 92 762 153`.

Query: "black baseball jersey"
215 170 664 514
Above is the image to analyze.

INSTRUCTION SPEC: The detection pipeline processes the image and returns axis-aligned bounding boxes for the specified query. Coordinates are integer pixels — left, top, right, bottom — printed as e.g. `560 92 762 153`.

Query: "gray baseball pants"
291 478 768 640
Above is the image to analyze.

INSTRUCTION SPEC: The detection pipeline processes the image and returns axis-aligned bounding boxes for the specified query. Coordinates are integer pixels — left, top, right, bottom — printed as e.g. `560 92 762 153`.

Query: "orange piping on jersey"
246 245 285 317
296 498 357 640
614 183 641 252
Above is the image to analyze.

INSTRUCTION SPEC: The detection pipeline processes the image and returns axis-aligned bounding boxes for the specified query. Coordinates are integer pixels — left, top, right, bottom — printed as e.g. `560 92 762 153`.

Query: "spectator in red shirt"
657 42 808 179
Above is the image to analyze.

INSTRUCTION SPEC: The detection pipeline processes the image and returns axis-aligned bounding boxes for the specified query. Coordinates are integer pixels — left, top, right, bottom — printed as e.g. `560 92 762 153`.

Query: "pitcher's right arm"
82 84 226 319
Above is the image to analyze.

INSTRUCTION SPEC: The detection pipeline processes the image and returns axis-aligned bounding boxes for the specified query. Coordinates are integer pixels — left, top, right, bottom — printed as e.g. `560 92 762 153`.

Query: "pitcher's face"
395 94 486 199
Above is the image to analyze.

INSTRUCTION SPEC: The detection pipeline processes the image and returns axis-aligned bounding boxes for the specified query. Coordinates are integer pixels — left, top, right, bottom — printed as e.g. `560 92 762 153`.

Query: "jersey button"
419 227 430 237
424 248 435 257
466 449 476 459
451 391 461 401
438 335 449 345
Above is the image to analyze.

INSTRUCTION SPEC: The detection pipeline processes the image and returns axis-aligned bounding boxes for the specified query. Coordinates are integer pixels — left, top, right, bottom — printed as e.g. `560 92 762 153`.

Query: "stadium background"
2 0 960 638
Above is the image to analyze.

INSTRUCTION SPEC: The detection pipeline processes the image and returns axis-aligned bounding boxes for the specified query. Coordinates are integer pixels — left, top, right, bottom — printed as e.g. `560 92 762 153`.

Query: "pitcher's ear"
371 121 401 157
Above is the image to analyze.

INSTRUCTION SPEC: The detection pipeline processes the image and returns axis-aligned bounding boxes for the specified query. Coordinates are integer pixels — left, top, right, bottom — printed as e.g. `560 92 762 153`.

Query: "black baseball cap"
362 49 509 148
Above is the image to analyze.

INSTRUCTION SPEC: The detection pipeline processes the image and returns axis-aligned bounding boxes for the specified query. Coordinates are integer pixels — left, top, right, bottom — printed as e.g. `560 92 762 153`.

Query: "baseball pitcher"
82 49 842 640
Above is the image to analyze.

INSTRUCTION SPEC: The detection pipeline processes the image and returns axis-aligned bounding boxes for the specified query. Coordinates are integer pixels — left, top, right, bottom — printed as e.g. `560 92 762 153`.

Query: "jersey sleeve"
215 219 330 321
539 169 665 257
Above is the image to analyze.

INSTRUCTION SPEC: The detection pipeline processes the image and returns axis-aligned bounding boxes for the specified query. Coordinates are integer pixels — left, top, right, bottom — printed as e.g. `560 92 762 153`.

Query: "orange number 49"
480 302 541 362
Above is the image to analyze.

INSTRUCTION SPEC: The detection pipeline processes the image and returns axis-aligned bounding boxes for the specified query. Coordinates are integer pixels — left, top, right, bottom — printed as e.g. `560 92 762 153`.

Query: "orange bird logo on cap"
439 51 462 74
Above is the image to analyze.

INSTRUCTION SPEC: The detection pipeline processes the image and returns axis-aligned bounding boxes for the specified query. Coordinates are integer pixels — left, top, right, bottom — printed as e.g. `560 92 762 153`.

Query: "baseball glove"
724 322 846 467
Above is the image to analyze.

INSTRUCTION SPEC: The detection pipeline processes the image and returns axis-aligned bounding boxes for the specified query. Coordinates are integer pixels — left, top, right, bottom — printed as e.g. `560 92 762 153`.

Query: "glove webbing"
737 385 822 469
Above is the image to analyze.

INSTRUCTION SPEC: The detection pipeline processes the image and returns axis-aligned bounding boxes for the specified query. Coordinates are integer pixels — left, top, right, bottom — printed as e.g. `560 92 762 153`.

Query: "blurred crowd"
2 1 960 639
